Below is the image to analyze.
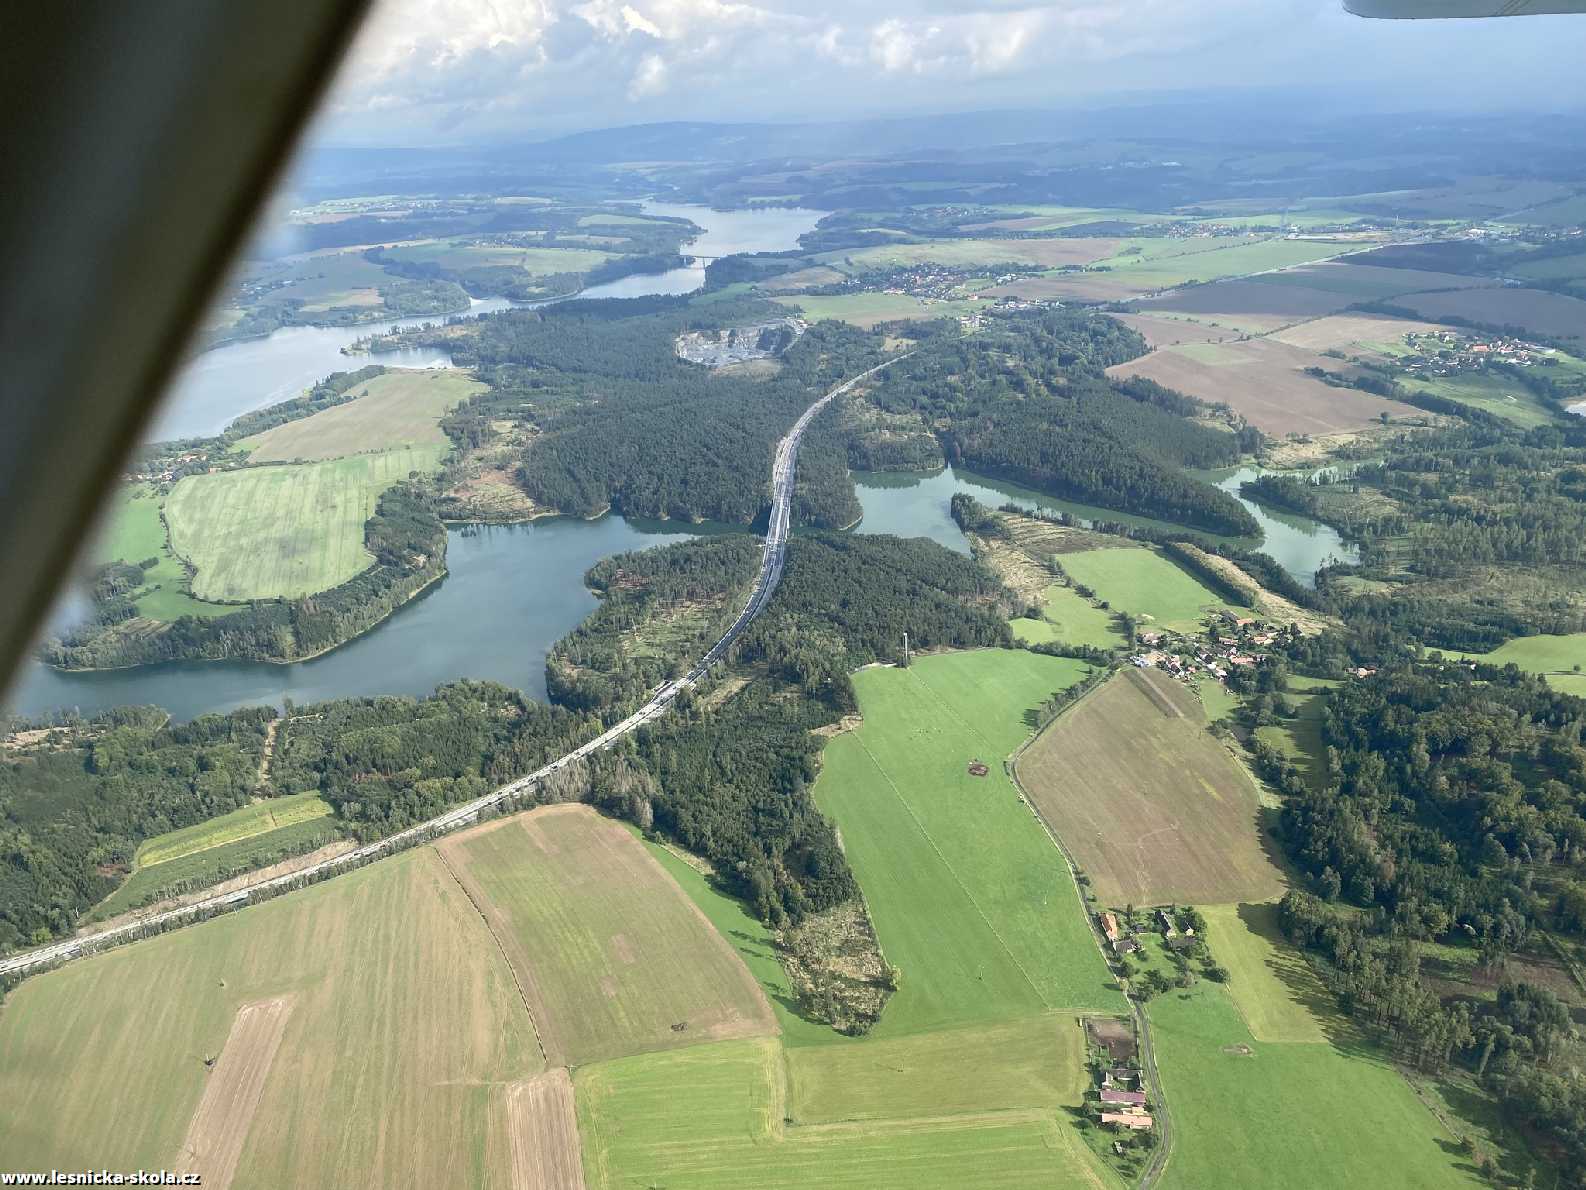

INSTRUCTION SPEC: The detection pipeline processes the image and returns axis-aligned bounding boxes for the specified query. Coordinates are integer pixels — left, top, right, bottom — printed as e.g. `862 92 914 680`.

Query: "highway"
0 353 906 981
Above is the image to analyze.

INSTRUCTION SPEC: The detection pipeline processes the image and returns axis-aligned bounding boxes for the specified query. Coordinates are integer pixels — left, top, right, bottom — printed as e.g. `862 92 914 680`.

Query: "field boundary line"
432 844 549 1066
1007 675 1175 1190
849 731 1050 1011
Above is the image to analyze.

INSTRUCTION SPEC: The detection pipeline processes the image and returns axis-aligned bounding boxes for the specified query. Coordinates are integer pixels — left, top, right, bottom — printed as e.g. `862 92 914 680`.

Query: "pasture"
237 369 483 462
94 487 230 620
1057 546 1235 632
1017 668 1286 906
165 446 446 600
1252 674 1337 792
575 1036 1120 1190
1395 287 1586 343
820 237 1121 271
813 650 1123 1037
1403 371 1559 427
88 814 346 923
1455 631 1586 686
772 292 980 327
135 792 333 869
1106 339 1417 435
1151 982 1480 1190
0 850 543 1186
1199 903 1330 1043
438 804 774 1066
1010 584 1125 650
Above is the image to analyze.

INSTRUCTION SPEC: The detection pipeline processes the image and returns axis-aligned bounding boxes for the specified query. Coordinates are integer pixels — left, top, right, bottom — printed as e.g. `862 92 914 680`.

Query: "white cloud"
317 0 1586 143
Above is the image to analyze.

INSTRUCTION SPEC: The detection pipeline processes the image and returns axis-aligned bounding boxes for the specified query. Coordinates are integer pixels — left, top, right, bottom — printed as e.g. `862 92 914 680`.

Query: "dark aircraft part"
0 2 370 704
1347 0 1586 14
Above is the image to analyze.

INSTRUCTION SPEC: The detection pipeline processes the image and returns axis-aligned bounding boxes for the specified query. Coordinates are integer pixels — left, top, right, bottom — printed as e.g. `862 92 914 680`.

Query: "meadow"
438 805 774 1066
1010 584 1125 650
1057 546 1236 632
812 651 1124 1036
88 814 345 923
165 446 446 601
236 369 483 462
95 487 229 620
135 792 333 869
1017 669 1285 906
575 1036 1121 1190
1252 674 1338 792
1454 631 1586 687
0 850 543 1186
382 239 616 276
1403 371 1558 428
1199 903 1330 1043
820 237 1120 271
1150 980 1481 1190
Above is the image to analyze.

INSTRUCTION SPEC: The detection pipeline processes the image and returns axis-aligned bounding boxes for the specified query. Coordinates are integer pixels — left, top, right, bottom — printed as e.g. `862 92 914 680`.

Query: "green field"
136 792 333 868
813 651 1122 1037
382 240 616 276
94 488 230 620
1199 904 1330 1043
772 292 980 327
820 238 1116 271
165 446 445 601
1092 237 1351 287
1151 981 1480 1190
237 369 483 462
1058 546 1237 632
1454 632 1586 687
0 850 542 1185
576 1036 1120 1190
1252 674 1338 791
439 805 774 1066
1010 584 1125 649
1404 372 1558 428
89 814 344 923
247 251 401 313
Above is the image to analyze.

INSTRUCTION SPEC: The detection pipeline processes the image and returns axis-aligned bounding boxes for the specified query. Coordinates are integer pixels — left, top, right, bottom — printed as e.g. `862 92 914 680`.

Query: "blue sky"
315 0 1586 143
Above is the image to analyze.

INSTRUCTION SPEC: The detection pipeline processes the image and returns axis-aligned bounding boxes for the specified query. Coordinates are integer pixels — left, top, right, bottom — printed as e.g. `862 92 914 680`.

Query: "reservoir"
9 203 826 721
851 466 1355 584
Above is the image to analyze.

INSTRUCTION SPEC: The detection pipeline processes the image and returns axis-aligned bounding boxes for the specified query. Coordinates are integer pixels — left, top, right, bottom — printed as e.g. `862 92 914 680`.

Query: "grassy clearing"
575 1036 1120 1190
1151 981 1480 1190
1253 674 1338 791
1200 903 1331 1043
88 815 345 923
136 792 333 868
813 651 1123 1037
1403 372 1557 428
0 850 542 1185
1453 631 1586 685
237 369 483 462
1057 546 1237 633
383 240 616 276
1018 669 1285 906
439 805 774 1066
786 1014 1089 1124
1010 584 1125 649
772 292 980 327
165 446 446 601
94 488 230 620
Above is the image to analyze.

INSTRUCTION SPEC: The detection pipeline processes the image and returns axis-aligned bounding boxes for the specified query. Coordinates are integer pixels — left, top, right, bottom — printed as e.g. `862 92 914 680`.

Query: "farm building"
1114 938 1141 955
1101 1089 1148 1108
1102 1111 1154 1131
1099 912 1120 943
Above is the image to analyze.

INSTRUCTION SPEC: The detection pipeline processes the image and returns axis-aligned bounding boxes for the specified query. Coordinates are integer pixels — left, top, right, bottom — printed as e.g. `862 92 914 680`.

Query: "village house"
1101 1089 1149 1108
1099 912 1120 944
1102 1111 1154 1131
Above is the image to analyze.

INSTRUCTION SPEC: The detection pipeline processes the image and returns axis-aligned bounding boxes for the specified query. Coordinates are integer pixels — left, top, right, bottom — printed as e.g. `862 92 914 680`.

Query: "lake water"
852 465 1354 585
9 203 825 721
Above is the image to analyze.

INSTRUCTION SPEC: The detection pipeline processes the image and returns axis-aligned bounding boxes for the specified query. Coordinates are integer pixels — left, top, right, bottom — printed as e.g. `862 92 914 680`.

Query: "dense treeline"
0 706 273 948
548 536 762 712
791 402 865 529
270 681 599 839
861 310 1259 536
43 485 446 670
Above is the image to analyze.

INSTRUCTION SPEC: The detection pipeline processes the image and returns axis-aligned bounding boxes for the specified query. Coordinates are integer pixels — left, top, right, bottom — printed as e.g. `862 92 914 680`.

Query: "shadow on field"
1235 902 1376 1060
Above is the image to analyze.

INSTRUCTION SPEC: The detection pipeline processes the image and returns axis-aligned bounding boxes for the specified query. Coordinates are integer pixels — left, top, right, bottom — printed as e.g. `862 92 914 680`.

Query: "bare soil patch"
1018 669 1286 906
1255 261 1493 299
1269 312 1449 354
1107 338 1418 436
982 273 1156 302
1394 287 1586 343
1111 313 1234 348
1134 279 1349 329
761 265 846 292
174 997 294 1190
505 1068 585 1190
1085 1017 1137 1063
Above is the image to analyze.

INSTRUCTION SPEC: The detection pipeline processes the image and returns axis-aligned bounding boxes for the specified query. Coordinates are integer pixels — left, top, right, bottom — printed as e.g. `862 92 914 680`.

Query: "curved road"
1 353 909 981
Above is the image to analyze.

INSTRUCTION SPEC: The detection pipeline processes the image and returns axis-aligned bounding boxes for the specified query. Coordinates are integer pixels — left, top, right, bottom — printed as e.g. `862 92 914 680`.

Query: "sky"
315 0 1586 144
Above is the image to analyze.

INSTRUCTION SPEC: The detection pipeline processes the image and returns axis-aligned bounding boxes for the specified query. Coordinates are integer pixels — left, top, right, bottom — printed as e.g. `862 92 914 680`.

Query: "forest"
857 310 1261 536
